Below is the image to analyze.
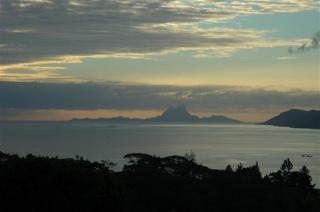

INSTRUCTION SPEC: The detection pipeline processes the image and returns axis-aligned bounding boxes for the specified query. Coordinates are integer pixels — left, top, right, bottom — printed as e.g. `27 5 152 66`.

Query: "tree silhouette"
0 151 318 211
225 164 233 173
184 151 196 162
300 165 310 175
281 158 293 177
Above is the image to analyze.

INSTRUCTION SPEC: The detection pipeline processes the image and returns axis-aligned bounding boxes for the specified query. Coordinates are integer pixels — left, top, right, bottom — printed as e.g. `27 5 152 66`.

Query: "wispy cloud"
0 0 317 73
276 56 298 60
288 31 320 53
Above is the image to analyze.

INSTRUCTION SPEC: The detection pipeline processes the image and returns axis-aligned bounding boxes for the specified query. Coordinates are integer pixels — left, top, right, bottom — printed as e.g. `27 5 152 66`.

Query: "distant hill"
72 116 142 123
72 105 242 124
263 109 320 129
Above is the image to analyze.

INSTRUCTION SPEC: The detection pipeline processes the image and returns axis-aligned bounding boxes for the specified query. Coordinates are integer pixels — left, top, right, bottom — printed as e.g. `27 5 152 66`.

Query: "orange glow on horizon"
2 109 280 123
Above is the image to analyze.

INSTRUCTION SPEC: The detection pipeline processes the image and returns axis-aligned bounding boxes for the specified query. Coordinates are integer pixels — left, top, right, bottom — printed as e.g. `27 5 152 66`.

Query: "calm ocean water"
0 122 319 186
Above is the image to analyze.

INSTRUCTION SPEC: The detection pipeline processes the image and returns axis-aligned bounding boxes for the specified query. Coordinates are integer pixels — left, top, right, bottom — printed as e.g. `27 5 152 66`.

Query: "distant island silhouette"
263 109 320 129
71 106 320 129
72 105 242 124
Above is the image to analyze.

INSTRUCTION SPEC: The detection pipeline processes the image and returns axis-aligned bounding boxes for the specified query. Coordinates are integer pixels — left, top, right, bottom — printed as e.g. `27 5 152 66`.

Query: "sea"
0 122 319 186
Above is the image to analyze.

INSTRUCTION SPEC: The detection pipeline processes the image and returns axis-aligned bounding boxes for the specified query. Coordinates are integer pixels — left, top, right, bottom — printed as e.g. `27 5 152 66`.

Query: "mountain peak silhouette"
154 105 199 121
162 105 190 116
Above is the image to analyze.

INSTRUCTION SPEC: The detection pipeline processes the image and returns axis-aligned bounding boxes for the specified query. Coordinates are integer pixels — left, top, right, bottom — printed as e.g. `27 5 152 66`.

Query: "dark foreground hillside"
0 151 319 212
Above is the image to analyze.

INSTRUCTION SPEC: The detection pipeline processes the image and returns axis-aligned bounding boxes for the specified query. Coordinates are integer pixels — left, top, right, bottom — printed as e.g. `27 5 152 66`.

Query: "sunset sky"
0 0 319 121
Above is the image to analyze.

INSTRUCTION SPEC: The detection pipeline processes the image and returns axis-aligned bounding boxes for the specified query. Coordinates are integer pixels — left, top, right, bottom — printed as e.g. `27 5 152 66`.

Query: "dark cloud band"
0 81 318 111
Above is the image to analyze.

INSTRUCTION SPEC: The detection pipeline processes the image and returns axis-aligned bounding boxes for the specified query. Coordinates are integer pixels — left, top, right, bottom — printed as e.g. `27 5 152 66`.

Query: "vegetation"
0 151 319 211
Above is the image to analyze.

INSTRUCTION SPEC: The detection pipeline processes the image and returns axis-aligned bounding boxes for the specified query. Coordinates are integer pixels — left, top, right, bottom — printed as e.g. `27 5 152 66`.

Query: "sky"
0 0 319 122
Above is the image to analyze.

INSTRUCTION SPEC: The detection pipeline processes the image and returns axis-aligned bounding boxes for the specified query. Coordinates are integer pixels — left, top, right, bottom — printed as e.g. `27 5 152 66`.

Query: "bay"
0 122 319 186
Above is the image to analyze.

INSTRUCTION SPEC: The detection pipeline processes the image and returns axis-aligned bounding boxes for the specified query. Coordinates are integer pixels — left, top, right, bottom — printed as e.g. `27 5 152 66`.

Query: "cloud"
0 65 78 82
0 81 318 113
288 31 320 53
0 0 317 72
276 56 298 60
